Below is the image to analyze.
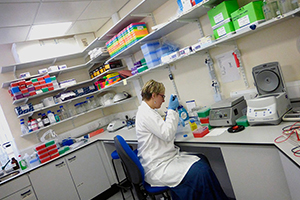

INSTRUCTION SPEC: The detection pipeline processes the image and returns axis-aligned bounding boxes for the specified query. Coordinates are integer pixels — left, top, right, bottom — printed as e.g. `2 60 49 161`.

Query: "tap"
1 160 10 171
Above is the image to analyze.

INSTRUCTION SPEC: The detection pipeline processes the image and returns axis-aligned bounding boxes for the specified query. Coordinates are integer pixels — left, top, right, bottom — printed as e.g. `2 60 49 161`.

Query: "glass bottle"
85 97 92 110
60 105 69 119
31 118 39 131
11 157 20 170
37 118 44 129
42 113 50 126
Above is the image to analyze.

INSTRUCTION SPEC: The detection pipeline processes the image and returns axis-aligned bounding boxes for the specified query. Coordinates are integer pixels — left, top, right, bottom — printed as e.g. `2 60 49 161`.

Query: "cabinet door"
66 143 111 200
29 157 80 200
2 186 36 200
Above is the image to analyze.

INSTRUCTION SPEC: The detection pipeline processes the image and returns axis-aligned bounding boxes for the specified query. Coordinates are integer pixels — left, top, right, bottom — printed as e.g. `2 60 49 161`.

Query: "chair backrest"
114 135 144 185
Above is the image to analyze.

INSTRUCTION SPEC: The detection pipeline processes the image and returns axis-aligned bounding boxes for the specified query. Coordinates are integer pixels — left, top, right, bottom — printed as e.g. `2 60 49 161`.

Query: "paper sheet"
205 128 227 137
216 51 240 83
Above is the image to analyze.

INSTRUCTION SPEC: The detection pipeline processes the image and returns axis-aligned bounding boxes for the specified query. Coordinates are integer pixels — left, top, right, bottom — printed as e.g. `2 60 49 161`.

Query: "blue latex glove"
168 94 179 110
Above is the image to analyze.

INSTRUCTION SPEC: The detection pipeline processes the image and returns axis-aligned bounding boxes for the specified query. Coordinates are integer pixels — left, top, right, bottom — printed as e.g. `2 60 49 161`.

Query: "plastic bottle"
178 105 189 122
189 119 198 131
47 111 56 124
86 97 92 110
18 155 27 170
20 119 29 135
11 157 20 170
30 118 39 131
42 113 50 126
0 145 10 167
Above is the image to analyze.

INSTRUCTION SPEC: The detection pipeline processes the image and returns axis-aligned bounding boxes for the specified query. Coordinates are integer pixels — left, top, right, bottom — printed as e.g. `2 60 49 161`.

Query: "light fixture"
28 22 72 41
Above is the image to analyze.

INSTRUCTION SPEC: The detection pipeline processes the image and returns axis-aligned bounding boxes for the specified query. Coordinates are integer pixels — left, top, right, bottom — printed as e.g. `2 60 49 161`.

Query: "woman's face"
153 92 165 109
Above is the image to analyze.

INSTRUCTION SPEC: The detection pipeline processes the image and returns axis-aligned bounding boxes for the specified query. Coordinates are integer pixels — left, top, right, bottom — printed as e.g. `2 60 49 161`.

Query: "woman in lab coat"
136 79 228 200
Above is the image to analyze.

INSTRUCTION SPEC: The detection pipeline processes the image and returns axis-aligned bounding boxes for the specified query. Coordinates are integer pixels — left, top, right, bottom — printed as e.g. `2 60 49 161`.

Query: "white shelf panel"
20 96 136 137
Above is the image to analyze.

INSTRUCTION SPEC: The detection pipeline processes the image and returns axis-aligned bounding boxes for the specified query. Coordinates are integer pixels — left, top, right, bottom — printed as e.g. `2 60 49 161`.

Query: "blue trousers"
170 155 229 200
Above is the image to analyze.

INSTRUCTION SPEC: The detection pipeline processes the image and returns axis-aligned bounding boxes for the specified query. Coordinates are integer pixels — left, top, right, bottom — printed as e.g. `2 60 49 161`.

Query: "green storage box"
231 1 265 31
236 115 249 127
213 21 235 39
207 0 239 29
197 107 211 118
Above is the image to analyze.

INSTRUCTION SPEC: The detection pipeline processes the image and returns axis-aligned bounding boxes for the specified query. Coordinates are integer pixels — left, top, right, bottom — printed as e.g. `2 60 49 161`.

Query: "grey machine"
209 96 247 127
246 62 292 125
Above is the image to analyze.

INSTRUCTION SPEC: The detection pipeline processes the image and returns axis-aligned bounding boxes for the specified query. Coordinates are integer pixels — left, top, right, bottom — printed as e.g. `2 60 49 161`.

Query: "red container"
47 144 57 151
36 144 46 151
37 148 48 155
50 152 60 159
40 156 51 164
200 117 209 124
38 152 50 160
48 148 58 155
192 126 209 138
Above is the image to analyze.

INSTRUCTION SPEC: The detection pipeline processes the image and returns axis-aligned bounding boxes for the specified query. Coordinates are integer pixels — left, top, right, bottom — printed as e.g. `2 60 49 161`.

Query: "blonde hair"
141 79 165 101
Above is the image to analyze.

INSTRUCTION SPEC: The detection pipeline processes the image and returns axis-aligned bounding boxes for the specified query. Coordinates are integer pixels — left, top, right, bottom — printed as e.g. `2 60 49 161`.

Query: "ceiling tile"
79 0 129 20
34 1 90 24
67 18 109 35
0 3 39 27
0 26 30 45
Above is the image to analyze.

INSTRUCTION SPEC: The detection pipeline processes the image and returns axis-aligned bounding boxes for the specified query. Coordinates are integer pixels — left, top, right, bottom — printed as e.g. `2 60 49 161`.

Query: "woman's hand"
168 94 179 110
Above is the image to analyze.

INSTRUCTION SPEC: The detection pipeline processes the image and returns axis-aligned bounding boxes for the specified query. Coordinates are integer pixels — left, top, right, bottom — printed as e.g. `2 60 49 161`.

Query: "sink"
0 170 20 182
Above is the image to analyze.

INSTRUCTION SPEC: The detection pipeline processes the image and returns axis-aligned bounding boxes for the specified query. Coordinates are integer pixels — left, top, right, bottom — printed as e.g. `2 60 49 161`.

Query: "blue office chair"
114 135 171 200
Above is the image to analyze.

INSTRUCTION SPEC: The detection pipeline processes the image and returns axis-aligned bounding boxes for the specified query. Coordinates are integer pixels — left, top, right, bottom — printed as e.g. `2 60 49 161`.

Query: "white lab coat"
136 101 199 187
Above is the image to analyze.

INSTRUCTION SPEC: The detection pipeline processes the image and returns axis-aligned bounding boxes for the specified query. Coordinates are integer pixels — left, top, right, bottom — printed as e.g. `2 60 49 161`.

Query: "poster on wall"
216 51 240 83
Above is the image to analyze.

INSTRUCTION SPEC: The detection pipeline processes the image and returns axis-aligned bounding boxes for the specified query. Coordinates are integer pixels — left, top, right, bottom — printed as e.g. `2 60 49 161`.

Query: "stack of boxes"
231 1 265 32
89 60 123 79
207 0 239 39
131 58 148 75
35 140 59 164
197 107 212 130
94 72 121 90
140 41 171 68
9 75 57 101
208 0 265 39
106 22 148 57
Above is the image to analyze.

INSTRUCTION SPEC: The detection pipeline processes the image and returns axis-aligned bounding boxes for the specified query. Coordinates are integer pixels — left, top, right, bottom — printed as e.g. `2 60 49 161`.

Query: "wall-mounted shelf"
20 96 136 137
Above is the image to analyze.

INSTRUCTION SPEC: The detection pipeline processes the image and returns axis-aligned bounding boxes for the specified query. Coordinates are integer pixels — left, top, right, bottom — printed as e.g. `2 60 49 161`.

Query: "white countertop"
90 122 300 166
2 122 300 185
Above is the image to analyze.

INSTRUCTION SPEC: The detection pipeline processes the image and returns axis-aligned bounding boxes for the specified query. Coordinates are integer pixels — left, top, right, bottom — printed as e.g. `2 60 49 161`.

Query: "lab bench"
1 123 300 200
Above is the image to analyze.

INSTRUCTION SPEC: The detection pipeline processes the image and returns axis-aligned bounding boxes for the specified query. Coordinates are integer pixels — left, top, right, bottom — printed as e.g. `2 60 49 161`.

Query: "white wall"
1 0 300 151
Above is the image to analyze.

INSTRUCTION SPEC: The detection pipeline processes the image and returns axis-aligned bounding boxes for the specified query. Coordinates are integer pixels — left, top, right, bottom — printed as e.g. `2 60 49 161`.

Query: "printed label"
214 13 224 24
238 15 250 28
217 26 226 37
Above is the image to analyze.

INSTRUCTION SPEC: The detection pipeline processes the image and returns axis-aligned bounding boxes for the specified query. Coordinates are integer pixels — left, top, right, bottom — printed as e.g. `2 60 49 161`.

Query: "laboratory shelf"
124 7 300 76
105 0 221 62
20 96 137 137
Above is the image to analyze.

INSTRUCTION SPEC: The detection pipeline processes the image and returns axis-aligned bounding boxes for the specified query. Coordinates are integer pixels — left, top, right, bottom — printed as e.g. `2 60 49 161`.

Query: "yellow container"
189 119 198 131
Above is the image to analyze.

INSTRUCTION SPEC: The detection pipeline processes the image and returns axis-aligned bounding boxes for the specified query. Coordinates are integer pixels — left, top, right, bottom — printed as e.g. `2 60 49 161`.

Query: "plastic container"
197 107 211 118
47 111 56 124
189 119 198 131
141 42 160 55
20 120 29 135
178 105 189 121
192 126 210 138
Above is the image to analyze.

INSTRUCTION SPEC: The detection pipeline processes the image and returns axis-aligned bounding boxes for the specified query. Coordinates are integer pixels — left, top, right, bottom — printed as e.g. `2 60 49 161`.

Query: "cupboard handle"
55 161 65 167
20 189 32 197
68 155 77 162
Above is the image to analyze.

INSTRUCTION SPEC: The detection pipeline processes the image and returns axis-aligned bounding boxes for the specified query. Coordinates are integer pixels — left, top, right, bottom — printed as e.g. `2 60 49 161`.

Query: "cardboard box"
207 0 239 29
231 1 265 31
213 21 235 39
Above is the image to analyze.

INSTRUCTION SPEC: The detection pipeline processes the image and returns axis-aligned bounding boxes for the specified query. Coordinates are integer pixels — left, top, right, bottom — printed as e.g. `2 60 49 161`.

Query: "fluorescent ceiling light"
28 22 72 40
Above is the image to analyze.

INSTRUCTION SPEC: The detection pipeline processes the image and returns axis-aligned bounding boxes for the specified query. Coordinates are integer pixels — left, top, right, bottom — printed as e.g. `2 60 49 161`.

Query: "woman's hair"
141 79 165 101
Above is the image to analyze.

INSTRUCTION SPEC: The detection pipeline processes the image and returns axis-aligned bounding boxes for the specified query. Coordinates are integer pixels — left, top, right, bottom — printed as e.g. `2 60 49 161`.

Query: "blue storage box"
156 46 170 58
146 59 160 68
144 51 158 64
141 42 160 55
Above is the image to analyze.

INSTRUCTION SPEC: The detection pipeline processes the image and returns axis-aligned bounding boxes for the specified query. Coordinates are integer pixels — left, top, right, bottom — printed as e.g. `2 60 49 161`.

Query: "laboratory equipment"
209 96 247 127
246 62 292 125
47 111 56 124
107 119 127 132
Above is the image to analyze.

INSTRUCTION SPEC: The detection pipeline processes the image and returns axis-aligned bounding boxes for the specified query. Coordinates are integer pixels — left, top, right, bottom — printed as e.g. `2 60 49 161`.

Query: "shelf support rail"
205 53 222 102
168 65 180 101
233 43 249 88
